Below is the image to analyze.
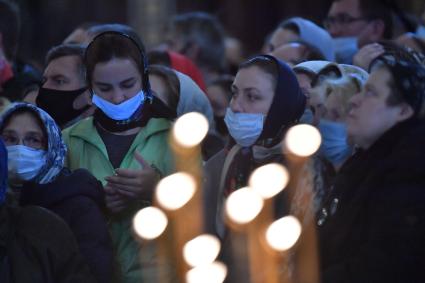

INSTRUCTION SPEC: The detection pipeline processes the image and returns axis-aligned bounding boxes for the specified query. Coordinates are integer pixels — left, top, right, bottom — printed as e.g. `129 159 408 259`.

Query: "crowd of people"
1 0 425 282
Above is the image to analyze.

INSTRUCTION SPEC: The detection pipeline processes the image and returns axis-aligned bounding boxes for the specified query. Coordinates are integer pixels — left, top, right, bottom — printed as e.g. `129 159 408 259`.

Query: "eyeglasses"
1 133 46 149
323 14 369 29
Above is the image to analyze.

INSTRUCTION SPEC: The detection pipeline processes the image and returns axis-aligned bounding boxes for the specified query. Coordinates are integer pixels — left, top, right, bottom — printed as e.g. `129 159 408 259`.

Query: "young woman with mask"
0 103 113 283
203 55 306 237
62 32 176 282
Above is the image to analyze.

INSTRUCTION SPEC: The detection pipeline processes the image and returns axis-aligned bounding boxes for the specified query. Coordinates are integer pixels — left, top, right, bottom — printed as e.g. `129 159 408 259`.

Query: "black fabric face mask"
36 87 90 127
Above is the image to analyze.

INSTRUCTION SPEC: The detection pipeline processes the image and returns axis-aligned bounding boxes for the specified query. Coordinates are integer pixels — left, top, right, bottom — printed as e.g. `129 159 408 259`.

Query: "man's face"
267 28 299 53
326 0 379 46
346 67 411 149
270 43 306 67
43 55 84 91
42 55 91 110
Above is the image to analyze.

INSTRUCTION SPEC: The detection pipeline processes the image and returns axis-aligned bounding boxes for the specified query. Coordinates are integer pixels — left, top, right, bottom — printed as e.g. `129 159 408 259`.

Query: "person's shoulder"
145 118 172 134
14 205 76 241
57 168 104 201
204 149 226 172
62 117 95 137
67 168 101 184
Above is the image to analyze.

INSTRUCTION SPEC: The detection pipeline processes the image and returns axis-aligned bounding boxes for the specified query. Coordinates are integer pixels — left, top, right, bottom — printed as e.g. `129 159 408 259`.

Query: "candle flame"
265 215 302 251
156 172 196 210
186 261 227 283
173 112 209 147
133 207 168 240
183 234 221 267
284 124 322 157
249 163 289 199
225 187 264 225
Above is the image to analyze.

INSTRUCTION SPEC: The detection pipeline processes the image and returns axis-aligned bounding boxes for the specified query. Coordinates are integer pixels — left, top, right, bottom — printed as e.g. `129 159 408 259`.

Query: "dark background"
13 0 425 68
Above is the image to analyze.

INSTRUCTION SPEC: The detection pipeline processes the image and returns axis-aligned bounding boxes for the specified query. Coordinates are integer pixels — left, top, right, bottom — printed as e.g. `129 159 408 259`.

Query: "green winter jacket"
62 117 174 283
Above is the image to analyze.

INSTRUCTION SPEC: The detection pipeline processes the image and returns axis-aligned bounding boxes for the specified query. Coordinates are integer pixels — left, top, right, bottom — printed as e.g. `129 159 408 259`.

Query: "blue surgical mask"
318 120 352 167
332 37 358 64
92 90 145 120
7 145 47 182
224 108 265 147
416 25 425 39
299 108 314 125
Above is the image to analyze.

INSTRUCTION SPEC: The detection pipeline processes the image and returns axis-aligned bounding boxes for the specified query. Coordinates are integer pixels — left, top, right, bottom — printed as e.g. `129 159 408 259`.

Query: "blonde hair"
310 74 362 121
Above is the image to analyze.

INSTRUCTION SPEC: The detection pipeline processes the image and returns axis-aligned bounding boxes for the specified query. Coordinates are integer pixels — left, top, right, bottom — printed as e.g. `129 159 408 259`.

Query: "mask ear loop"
84 30 152 103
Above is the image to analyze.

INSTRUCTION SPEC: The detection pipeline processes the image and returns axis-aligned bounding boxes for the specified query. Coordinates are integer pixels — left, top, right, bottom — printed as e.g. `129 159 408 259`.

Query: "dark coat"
319 119 425 283
0 204 96 283
19 168 114 283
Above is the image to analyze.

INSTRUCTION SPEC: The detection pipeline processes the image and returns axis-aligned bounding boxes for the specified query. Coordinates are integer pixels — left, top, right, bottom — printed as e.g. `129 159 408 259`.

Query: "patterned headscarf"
0 138 7 204
370 56 425 119
0 103 67 184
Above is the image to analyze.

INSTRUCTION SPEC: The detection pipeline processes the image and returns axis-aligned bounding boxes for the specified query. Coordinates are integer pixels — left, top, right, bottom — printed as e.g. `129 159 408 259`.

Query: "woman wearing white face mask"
203 55 306 239
62 31 176 282
0 103 113 283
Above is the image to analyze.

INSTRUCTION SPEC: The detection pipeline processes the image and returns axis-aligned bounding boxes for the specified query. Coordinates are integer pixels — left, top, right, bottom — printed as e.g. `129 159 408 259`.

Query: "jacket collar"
65 116 171 154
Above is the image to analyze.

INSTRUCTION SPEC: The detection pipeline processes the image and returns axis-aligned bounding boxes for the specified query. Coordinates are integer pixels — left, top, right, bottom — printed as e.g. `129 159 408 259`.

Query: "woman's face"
92 57 142 104
230 66 275 115
1 112 47 150
207 84 230 117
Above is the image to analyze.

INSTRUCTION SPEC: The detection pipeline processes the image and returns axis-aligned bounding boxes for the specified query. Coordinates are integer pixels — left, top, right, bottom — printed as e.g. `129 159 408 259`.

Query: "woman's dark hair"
0 107 48 148
148 64 180 111
238 56 278 90
147 50 172 67
85 32 146 90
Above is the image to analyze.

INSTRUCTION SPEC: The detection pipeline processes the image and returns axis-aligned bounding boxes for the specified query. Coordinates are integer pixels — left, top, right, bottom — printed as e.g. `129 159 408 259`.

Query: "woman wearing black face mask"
62 31 176 283
35 44 95 128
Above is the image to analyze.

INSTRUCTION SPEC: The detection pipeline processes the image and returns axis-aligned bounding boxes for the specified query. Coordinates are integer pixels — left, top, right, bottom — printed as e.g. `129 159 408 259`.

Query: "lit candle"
283 124 321 283
247 164 291 283
155 172 197 282
170 112 209 239
168 113 209 281
226 187 280 283
133 206 168 240
183 234 221 268
171 112 209 183
265 215 302 252
186 261 228 283
133 207 170 283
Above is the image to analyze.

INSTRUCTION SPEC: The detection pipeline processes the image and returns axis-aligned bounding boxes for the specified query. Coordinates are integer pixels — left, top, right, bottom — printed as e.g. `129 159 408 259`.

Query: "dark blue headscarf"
258 55 306 144
0 138 7 204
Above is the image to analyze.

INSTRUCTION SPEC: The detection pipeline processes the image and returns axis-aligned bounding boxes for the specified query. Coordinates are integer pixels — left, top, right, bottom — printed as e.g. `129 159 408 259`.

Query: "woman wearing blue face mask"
62 31 176 282
0 102 113 283
203 55 306 238
0 138 97 282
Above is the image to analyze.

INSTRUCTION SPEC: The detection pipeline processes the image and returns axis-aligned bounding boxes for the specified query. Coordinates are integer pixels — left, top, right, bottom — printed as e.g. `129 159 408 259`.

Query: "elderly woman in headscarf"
0 128 96 282
0 103 114 283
